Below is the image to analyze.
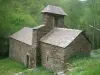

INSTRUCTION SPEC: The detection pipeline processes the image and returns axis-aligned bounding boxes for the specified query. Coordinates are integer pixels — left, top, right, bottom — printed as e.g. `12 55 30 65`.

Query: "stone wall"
43 14 54 34
64 33 91 63
40 42 65 72
9 38 36 68
9 38 23 62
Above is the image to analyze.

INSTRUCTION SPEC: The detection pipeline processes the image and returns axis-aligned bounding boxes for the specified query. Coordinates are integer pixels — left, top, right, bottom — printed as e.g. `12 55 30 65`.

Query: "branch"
89 25 100 32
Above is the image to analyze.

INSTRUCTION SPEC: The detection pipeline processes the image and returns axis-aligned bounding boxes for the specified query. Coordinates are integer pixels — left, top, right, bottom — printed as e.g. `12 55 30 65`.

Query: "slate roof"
40 28 82 48
41 5 67 16
33 25 44 29
10 27 33 45
10 25 44 46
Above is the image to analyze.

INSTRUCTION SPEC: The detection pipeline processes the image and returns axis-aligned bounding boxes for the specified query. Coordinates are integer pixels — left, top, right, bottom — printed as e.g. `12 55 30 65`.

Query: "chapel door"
26 55 30 68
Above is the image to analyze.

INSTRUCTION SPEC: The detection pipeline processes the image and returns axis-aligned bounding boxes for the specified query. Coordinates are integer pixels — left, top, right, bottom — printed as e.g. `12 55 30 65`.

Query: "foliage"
0 0 43 56
59 0 100 49
61 0 84 28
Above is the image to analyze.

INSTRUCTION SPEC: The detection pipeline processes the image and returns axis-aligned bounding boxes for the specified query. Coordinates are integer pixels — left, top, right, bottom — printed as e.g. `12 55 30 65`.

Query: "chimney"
41 5 67 29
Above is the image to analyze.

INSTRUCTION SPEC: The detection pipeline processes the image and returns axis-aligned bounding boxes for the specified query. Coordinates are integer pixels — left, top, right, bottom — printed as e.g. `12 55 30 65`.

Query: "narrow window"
53 17 55 27
47 55 49 61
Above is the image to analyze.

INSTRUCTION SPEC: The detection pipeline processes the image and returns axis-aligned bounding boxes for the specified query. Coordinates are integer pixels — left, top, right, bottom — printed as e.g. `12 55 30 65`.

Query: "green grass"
0 58 26 75
0 58 53 75
67 49 100 75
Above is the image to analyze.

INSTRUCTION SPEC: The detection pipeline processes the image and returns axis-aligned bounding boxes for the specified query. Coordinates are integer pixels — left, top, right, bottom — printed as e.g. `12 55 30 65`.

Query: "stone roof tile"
10 27 33 45
40 28 82 48
41 5 67 16
10 25 44 45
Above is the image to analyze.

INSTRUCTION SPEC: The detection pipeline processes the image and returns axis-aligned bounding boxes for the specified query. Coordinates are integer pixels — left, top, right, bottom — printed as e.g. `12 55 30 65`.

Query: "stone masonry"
9 5 91 73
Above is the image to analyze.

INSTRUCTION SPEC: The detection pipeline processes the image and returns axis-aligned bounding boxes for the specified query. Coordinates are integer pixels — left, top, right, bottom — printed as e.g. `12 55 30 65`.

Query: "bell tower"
41 5 67 30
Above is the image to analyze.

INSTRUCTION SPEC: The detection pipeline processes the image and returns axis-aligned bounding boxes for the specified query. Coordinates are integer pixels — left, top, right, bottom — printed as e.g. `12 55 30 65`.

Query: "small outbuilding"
9 5 91 73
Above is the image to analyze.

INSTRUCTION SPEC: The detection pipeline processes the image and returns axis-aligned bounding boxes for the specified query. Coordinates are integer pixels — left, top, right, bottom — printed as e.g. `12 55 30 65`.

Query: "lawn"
0 58 53 75
0 58 26 75
0 50 100 75
67 49 100 75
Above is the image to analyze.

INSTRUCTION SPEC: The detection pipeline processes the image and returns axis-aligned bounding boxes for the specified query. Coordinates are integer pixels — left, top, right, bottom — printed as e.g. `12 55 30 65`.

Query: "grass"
0 50 100 75
67 49 100 75
0 58 53 75
0 58 26 75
